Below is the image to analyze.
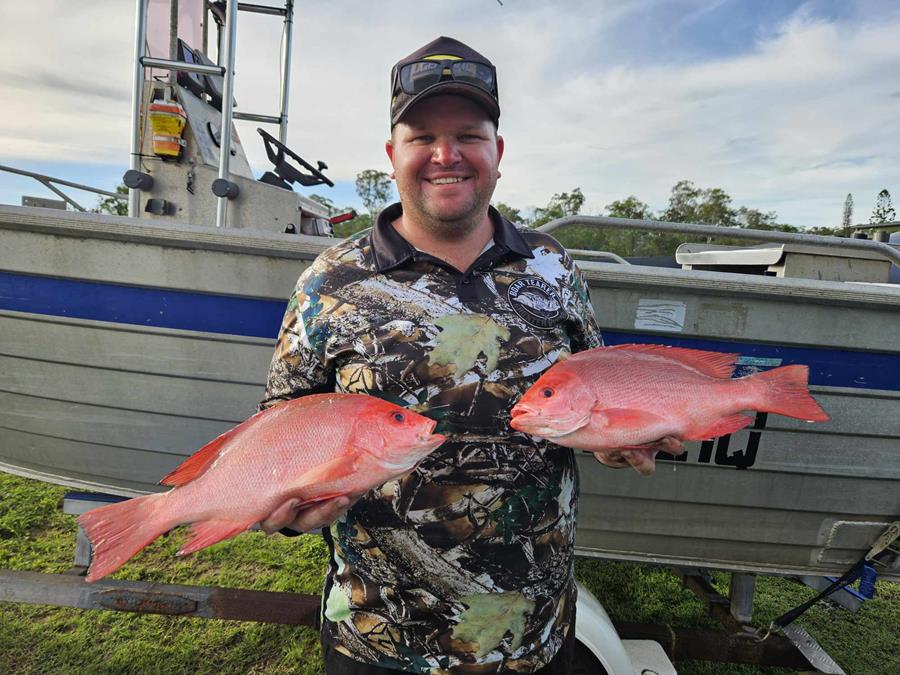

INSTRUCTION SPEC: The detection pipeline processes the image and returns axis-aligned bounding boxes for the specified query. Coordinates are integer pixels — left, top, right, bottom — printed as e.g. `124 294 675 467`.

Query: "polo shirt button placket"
459 275 477 302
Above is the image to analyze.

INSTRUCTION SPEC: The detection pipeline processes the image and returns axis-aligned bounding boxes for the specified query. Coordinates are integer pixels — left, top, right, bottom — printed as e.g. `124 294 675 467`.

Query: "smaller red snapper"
78 394 445 582
509 344 829 474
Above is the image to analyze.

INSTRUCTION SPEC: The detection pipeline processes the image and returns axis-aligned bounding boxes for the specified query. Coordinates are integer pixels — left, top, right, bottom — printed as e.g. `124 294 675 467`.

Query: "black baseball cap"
390 36 500 127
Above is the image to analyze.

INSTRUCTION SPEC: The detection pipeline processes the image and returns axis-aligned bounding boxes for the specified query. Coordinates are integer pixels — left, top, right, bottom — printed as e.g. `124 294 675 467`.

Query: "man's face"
386 95 503 238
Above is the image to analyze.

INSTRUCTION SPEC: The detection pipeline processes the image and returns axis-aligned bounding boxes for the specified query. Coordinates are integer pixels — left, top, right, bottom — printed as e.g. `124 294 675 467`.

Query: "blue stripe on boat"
2 272 897 391
0 271 285 340
603 331 899 392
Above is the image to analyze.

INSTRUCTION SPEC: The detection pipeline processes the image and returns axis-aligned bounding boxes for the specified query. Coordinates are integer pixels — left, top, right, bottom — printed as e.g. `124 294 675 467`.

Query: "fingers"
592 446 663 475
259 498 303 535
291 496 353 533
592 450 631 469
655 436 685 455
624 448 658 475
260 495 356 536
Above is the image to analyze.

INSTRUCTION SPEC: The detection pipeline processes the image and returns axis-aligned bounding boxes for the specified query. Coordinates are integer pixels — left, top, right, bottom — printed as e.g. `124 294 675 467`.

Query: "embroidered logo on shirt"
507 277 564 329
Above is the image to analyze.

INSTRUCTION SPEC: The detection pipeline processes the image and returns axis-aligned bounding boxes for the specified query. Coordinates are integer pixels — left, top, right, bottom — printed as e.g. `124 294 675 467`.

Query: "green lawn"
1 473 897 674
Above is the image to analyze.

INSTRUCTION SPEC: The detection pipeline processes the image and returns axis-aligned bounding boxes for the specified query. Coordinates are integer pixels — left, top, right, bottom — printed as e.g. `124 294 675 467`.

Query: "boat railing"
0 164 127 213
540 215 900 267
128 0 295 228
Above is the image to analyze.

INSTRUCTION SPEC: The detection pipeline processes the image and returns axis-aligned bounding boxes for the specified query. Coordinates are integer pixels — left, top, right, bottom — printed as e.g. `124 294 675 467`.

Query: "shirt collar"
370 202 534 273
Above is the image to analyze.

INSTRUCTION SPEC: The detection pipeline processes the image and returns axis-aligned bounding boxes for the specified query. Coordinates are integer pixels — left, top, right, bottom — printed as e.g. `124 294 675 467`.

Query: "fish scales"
509 344 828 474
78 393 445 582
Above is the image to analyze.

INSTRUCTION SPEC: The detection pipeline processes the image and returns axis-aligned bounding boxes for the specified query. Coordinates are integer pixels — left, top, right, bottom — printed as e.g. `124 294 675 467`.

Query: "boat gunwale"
4 204 898 308
0 204 327 260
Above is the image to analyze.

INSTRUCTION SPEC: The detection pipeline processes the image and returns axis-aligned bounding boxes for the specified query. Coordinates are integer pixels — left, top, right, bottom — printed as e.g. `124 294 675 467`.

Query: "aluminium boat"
1 0 898 585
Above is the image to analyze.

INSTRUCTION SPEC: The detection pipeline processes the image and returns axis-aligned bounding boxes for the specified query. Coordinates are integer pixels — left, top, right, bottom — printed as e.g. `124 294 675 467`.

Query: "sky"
1 0 899 228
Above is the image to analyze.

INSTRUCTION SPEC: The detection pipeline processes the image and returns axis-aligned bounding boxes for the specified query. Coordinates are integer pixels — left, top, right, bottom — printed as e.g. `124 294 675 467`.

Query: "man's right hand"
259 495 357 535
592 436 684 475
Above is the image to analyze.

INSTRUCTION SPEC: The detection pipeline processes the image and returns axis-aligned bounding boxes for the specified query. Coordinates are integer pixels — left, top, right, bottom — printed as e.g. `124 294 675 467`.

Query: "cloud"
2 1 899 227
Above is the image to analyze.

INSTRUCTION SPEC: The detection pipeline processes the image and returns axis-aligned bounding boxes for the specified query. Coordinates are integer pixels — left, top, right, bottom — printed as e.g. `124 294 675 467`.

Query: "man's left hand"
259 495 359 535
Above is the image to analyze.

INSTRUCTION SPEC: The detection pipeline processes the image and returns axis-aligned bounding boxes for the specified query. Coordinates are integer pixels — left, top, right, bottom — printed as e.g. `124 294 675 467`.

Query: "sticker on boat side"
737 356 783 368
634 299 686 332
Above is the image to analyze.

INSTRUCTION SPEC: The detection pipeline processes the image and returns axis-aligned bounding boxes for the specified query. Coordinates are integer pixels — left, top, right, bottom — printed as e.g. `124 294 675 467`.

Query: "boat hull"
1 205 898 580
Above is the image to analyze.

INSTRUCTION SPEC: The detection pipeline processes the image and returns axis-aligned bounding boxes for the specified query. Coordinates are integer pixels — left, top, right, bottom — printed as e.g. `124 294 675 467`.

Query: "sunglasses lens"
400 61 443 94
451 62 494 91
398 61 495 96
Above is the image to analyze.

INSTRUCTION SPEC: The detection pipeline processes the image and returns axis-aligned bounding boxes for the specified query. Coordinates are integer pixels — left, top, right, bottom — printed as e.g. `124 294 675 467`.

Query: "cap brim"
391 82 500 127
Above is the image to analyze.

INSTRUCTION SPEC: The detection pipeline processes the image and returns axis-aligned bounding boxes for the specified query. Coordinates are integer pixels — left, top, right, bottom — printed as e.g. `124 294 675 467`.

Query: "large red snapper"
78 394 445 582
509 344 828 474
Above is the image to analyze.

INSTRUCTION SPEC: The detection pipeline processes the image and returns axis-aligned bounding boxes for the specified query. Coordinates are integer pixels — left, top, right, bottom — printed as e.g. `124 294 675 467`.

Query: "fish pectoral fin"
689 413 754 440
290 453 361 493
177 518 257 556
596 407 667 429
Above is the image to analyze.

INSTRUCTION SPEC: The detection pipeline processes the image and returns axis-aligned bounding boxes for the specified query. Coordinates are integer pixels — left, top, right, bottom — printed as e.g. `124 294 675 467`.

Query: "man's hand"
592 436 685 475
259 495 358 535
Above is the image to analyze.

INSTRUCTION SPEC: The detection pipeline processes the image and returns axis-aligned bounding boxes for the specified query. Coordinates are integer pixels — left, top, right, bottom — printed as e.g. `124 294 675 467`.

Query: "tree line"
312 171 897 257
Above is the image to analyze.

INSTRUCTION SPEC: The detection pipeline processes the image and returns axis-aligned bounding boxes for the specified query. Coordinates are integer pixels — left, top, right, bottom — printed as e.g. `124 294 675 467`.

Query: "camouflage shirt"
261 203 602 673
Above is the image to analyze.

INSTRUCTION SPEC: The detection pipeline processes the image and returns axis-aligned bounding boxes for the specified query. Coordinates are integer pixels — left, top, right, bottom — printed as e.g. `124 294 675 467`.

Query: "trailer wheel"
571 639 609 675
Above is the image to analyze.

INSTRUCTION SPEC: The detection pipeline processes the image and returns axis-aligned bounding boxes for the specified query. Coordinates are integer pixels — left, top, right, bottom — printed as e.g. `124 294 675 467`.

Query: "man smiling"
260 37 602 673
387 94 502 270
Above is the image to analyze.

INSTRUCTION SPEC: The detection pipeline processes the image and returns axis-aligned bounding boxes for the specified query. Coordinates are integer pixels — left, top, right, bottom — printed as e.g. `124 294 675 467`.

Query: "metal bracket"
779 624 847 674
866 521 900 563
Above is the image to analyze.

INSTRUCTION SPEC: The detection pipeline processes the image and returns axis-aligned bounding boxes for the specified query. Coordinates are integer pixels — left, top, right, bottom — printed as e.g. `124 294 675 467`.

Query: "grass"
1 472 897 674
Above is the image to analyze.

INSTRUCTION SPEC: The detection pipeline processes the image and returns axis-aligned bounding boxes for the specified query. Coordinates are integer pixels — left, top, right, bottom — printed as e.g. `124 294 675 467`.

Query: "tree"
92 184 128 216
355 169 393 216
663 180 737 227
661 180 701 224
493 201 524 224
531 188 585 228
604 196 654 256
333 212 373 239
841 193 854 234
871 189 896 224
735 206 786 231
605 196 653 221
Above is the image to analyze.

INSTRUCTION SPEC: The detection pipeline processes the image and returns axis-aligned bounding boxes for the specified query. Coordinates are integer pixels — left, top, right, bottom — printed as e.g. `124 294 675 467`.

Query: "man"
259 36 602 674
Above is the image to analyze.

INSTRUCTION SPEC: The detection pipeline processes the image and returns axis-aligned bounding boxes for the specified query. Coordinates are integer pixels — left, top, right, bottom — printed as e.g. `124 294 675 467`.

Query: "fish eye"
392 412 405 423
541 387 554 398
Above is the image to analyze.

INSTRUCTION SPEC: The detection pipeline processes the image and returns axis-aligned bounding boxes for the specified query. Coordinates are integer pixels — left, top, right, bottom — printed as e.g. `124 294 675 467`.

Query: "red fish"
510 344 828 474
78 394 446 582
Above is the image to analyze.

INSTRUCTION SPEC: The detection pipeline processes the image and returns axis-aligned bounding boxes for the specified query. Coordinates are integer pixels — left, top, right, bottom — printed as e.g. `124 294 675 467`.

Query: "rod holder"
211 178 240 200
123 170 154 191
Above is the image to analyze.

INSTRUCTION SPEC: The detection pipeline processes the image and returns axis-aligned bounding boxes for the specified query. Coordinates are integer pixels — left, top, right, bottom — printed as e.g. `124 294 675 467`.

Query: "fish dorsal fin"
608 344 738 379
160 406 277 486
160 423 249 487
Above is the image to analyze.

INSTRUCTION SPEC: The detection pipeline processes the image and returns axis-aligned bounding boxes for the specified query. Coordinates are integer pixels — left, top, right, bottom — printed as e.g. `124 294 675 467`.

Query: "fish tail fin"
753 365 829 422
176 518 257 556
77 494 172 583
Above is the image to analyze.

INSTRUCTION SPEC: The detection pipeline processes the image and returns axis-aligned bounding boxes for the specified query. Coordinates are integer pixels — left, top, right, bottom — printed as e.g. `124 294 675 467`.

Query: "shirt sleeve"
259 258 336 411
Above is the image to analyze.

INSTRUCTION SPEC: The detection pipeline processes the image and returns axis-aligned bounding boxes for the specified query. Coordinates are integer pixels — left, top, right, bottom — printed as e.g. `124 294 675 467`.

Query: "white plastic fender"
575 580 677 675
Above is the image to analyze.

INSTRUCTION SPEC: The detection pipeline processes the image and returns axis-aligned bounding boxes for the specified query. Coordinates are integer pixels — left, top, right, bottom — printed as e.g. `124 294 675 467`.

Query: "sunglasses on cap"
394 59 497 97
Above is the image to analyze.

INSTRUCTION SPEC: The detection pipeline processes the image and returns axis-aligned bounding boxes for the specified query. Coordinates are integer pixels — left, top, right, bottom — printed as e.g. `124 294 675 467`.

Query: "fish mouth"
381 433 446 472
509 408 590 439
418 432 447 450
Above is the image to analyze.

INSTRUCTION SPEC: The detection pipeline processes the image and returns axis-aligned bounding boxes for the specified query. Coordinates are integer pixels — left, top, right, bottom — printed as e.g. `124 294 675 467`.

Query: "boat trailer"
3 493 893 674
